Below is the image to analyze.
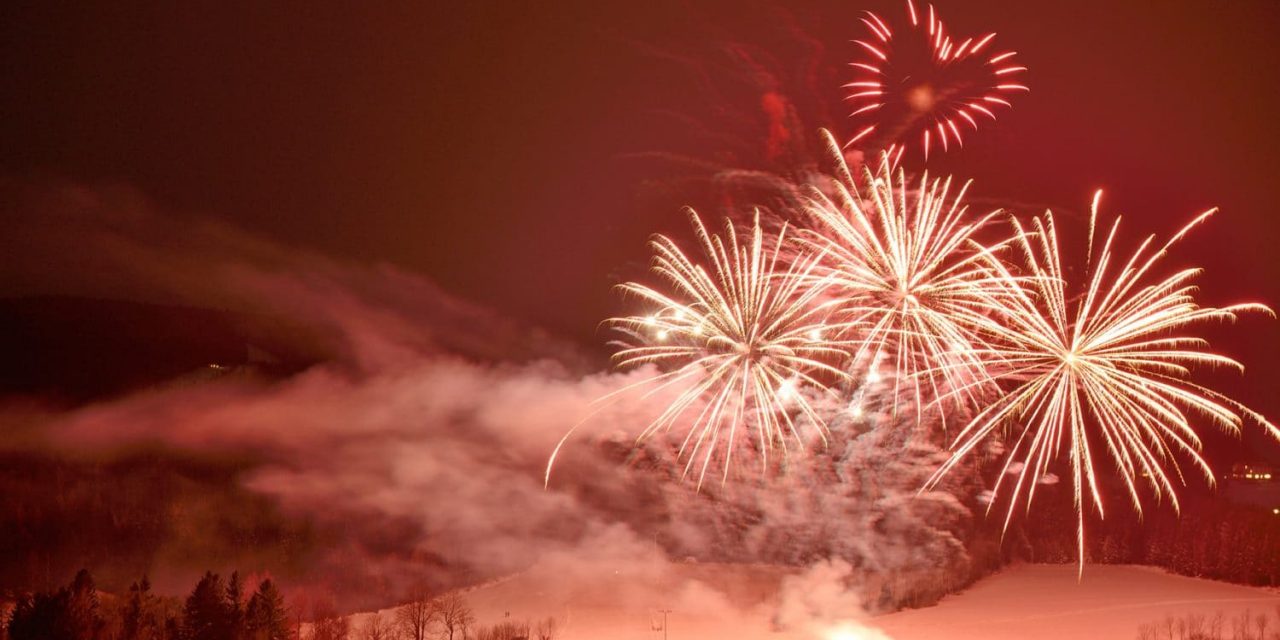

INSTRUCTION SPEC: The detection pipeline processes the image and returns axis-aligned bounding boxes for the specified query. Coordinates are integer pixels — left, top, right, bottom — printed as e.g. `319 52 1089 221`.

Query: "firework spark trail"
924 193 1280 571
559 211 850 487
799 131 1013 425
847 0 1028 158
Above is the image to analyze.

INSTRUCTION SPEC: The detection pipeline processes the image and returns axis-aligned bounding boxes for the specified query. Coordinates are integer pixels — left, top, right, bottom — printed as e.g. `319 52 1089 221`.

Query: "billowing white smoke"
774 560 894 639
0 183 972 633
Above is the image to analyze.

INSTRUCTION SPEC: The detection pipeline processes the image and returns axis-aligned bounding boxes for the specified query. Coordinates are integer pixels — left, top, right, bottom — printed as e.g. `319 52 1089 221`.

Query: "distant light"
866 370 881 384
1274 508 1279 515
644 315 656 326
848 403 864 419
824 622 878 640
809 328 823 341
656 330 669 341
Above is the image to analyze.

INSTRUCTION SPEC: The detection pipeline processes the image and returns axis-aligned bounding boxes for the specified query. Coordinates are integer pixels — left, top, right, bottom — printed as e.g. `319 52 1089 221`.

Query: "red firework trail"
846 0 1029 159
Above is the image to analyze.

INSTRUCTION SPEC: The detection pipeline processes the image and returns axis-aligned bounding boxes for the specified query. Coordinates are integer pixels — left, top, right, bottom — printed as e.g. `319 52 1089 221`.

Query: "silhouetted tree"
225 572 245 640
122 576 165 640
395 588 435 640
182 572 231 640
7 569 104 640
472 621 526 640
357 614 396 640
433 594 473 640
533 617 557 640
8 590 72 640
309 602 348 640
163 616 181 640
243 580 289 640
65 570 103 640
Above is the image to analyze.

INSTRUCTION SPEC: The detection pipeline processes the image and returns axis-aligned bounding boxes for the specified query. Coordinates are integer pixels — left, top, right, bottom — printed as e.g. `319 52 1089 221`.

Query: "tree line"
2 569 288 640
1 570 559 640
1011 496 1280 586
1135 607 1280 640
354 589 557 640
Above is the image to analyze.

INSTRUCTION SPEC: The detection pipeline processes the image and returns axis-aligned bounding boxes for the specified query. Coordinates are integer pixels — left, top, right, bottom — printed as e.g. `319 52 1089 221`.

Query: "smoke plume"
0 181 964 640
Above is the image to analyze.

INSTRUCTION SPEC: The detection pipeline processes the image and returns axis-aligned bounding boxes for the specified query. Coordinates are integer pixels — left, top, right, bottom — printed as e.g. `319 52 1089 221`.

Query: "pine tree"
7 569 104 640
8 590 72 640
65 569 103 640
122 577 154 640
163 616 181 640
182 572 230 640
243 580 289 640
225 572 245 640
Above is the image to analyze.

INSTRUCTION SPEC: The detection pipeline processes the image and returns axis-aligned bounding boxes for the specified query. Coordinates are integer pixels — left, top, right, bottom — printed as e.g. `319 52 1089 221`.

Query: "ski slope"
352 563 1279 640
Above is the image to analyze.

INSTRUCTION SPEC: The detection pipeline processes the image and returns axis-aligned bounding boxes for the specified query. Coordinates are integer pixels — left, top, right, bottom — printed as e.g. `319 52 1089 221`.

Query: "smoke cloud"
0 180 674 605
0 181 960 639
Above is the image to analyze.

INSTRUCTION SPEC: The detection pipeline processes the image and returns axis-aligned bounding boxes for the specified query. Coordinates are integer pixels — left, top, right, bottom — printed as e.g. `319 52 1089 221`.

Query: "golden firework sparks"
554 211 850 487
926 192 1279 570
801 133 1012 422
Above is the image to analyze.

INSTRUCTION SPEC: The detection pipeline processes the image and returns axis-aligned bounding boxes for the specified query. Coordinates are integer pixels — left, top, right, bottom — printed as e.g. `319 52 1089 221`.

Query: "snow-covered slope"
352 562 1278 640
876 564 1280 640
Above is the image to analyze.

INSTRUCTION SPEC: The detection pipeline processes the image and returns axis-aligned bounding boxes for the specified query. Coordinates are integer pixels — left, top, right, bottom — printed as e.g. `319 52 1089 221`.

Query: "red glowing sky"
2 1 1278 454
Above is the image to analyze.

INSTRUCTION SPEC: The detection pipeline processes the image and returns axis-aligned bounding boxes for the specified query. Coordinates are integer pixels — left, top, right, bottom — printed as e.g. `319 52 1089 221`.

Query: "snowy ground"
351 563 1279 640
876 564 1280 640
440 561 813 640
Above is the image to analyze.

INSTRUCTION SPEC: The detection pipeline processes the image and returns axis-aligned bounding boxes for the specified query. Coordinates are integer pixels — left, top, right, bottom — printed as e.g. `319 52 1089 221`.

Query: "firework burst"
590 211 849 486
800 132 1011 422
925 193 1280 569
847 0 1028 159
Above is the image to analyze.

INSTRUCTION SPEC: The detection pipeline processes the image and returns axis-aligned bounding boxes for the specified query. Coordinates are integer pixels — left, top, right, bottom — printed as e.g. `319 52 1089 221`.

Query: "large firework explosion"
593 212 850 486
562 0 1278 566
924 195 1279 569
800 132 1011 424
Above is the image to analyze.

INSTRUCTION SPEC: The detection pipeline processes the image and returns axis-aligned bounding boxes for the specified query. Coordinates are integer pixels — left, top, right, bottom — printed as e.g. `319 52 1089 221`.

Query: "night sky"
4 1 1280 613
2 1 1279 452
